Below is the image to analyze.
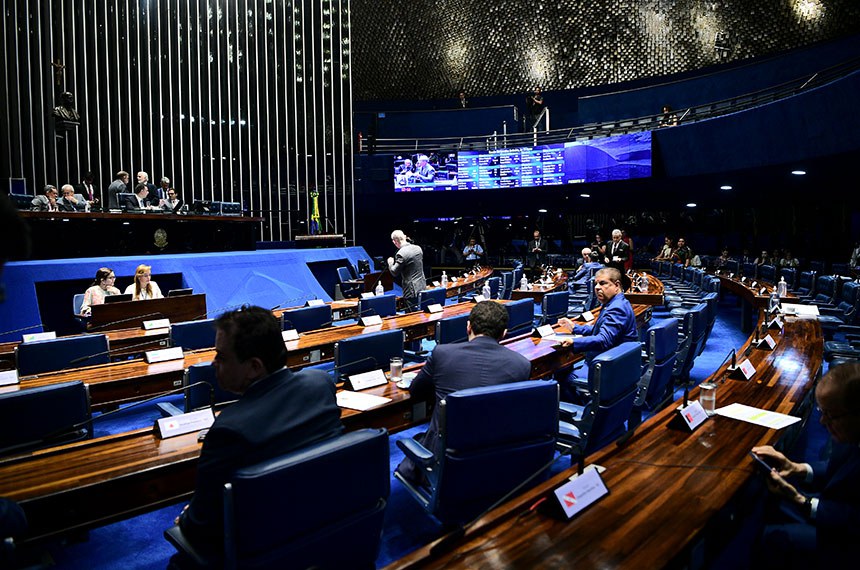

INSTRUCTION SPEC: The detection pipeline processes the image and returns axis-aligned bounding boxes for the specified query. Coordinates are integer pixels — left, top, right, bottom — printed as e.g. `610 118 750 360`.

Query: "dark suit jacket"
527 238 548 268
124 194 147 210
808 442 860 538
571 291 638 364
397 335 532 482
178 367 344 552
605 239 630 265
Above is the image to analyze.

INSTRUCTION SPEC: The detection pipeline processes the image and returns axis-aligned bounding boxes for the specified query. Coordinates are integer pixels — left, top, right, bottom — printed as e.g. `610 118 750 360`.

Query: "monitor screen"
393 151 458 192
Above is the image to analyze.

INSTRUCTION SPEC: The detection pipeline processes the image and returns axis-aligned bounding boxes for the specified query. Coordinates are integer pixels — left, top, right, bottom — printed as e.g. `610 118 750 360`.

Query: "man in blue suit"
752 362 860 566
396 301 532 484
174 306 343 560
571 247 603 285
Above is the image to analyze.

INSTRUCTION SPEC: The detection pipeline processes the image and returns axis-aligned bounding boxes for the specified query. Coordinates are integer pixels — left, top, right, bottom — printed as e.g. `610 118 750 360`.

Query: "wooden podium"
89 294 207 331
360 271 394 293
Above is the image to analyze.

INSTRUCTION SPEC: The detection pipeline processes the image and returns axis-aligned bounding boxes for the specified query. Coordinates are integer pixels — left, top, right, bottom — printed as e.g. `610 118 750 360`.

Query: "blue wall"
0 247 371 343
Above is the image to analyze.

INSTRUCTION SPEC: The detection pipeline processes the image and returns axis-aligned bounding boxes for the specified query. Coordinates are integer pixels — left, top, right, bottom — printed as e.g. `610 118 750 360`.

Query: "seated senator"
173 306 343 560
124 264 164 300
30 185 59 212
57 184 88 212
396 301 532 484
572 248 603 284
80 267 121 315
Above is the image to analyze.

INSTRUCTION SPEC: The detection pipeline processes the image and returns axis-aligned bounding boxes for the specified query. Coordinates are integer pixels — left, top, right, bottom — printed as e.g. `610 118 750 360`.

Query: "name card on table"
759 287 767 296
432 281 441 287
532 324 556 338
22 331 56 343
731 359 756 380
0 369 19 386
767 317 784 330
424 303 444 314
674 400 709 432
282 329 300 342
551 466 609 520
154 408 215 439
471 294 486 303
143 318 171 330
580 310 595 322
306 299 325 307
750 281 758 289
360 315 383 327
360 292 376 299
346 369 388 391
756 334 776 350
144 346 185 364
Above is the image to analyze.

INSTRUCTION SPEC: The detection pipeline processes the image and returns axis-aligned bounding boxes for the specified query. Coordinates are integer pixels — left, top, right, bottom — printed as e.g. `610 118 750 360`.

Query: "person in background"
57 184 88 212
163 186 184 213
659 104 678 127
851 242 860 269
30 185 59 212
780 250 800 269
621 229 634 272
462 237 484 270
388 230 425 311
527 229 548 279
124 264 164 300
78 172 99 205
673 237 692 267
655 236 674 261
528 87 545 126
572 248 603 284
412 155 436 183
456 90 469 109
107 171 129 209
136 171 159 202
755 250 771 266
715 248 732 271
80 267 121 315
591 233 607 259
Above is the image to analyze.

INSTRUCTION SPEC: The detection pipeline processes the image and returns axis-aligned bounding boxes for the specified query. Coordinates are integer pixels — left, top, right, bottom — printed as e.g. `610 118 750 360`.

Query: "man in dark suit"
752 362 860 566
174 307 343 557
388 229 426 311
526 229 548 278
396 301 532 484
124 183 153 211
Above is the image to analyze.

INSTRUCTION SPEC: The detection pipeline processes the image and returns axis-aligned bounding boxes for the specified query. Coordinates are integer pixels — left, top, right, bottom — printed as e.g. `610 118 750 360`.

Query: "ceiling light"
791 170 806 176
580 193 590 198
686 203 697 208
720 185 732 190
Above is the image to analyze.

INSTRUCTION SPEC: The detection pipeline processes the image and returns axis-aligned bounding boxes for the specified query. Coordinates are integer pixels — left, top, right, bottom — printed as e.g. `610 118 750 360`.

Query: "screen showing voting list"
457 131 651 191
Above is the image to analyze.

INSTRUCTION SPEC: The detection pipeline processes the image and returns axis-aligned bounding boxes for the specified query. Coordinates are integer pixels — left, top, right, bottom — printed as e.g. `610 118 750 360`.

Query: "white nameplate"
360 314 383 327
728 273 734 279
432 281 441 287
750 281 757 289
144 346 185 364
759 287 767 296
738 359 756 379
677 400 709 431
332 310 341 320
22 331 57 343
155 408 215 439
532 324 556 338
143 318 171 330
347 368 388 391
552 466 609 519
740 277 747 283
282 329 300 342
360 292 375 299
425 303 444 314
756 334 776 350
472 294 486 303
306 299 325 307
580 310 595 321
0 369 19 386
451 277 458 283
768 317 784 330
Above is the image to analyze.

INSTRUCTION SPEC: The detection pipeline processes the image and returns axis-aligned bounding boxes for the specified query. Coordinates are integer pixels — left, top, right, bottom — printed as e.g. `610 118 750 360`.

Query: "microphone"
66 336 173 366
269 294 316 312
717 348 737 383
291 307 380 335
0 323 47 338
86 311 165 332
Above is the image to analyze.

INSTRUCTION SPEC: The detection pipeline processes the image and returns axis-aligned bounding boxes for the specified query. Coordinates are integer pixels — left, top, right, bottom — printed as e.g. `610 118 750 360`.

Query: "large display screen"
393 132 651 192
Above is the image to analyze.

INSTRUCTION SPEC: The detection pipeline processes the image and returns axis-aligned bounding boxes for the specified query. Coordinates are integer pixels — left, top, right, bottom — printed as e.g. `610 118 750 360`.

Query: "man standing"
527 229 548 278
604 229 630 274
396 301 532 483
462 237 484 270
388 229 425 311
752 362 860 566
136 171 160 204
107 171 129 209
78 172 99 205
175 307 343 557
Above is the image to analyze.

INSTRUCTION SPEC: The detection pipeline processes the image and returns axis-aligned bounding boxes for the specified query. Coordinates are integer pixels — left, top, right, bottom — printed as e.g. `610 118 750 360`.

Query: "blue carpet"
28 293 827 569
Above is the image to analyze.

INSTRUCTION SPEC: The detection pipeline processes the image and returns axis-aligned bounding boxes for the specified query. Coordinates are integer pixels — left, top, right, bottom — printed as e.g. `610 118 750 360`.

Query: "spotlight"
538 209 547 213
580 193 590 198
791 170 806 176
686 203 697 208
720 185 732 190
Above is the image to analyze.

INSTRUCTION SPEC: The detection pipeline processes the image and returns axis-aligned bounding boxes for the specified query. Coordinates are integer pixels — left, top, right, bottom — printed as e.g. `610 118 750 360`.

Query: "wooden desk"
624 274 665 306
89 294 207 332
511 272 568 303
718 274 797 332
387 315 823 569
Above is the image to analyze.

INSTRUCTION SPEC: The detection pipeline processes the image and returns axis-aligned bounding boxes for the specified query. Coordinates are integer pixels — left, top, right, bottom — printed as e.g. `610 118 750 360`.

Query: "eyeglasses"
817 405 856 422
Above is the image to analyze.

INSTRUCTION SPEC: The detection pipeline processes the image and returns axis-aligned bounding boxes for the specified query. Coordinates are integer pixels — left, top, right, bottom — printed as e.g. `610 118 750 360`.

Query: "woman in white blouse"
80 268 121 314
124 264 164 300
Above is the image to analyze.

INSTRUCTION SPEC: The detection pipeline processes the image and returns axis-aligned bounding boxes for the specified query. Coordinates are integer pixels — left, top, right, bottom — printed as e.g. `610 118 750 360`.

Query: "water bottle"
482 282 491 299
520 276 529 291
441 271 448 287
374 281 384 296
776 276 787 297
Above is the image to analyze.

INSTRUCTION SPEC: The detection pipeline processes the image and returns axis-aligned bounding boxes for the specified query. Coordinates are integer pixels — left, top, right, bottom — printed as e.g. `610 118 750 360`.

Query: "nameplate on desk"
675 400 709 432
767 317 784 330
580 310 595 322
22 331 56 343
471 294 486 303
154 408 215 439
347 368 388 391
144 346 185 364
0 369 19 387
142 318 171 330
750 281 757 289
332 310 341 320
551 466 609 520
424 303 444 314
532 324 556 338
282 329 300 342
759 287 767 296
360 315 383 327
360 292 375 299
734 359 756 380
756 334 776 350
432 281 441 287
450 277 458 283
740 277 747 283
305 299 325 307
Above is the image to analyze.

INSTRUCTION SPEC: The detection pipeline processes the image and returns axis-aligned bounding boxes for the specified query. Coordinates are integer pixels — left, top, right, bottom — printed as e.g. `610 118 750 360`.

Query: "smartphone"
749 451 775 475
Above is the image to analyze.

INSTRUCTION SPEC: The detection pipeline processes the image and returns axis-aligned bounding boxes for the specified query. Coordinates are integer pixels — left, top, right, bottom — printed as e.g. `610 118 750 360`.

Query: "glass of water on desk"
389 357 403 383
699 382 717 416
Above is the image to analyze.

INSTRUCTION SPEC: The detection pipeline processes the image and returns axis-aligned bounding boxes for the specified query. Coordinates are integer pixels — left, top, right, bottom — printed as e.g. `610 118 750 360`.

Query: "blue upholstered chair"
485 276 502 299
435 314 469 345
333 329 405 383
417 288 446 312
184 362 237 413
557 342 641 461
500 271 514 300
170 318 217 351
15 333 110 377
779 267 797 290
672 304 708 383
395 380 558 525
0 381 91 456
806 275 837 306
795 270 816 298
540 291 569 325
281 304 332 333
505 299 536 338
633 319 679 417
758 264 776 284
164 428 390 569
72 293 85 315
358 294 397 319
336 266 361 298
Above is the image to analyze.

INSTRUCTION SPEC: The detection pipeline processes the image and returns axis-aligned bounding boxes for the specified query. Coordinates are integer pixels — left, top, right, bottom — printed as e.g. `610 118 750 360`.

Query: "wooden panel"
89 294 207 332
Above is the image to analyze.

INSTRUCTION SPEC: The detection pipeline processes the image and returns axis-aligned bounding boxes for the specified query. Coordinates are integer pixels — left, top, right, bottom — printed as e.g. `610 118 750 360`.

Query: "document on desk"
336 390 391 411
715 403 801 430
542 333 581 343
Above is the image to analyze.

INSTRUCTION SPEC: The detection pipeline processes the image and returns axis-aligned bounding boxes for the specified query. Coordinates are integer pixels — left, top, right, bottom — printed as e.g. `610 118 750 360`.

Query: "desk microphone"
291 307 379 335
716 348 737 383
86 311 165 332
269 294 315 312
66 336 173 367
0 323 47 338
